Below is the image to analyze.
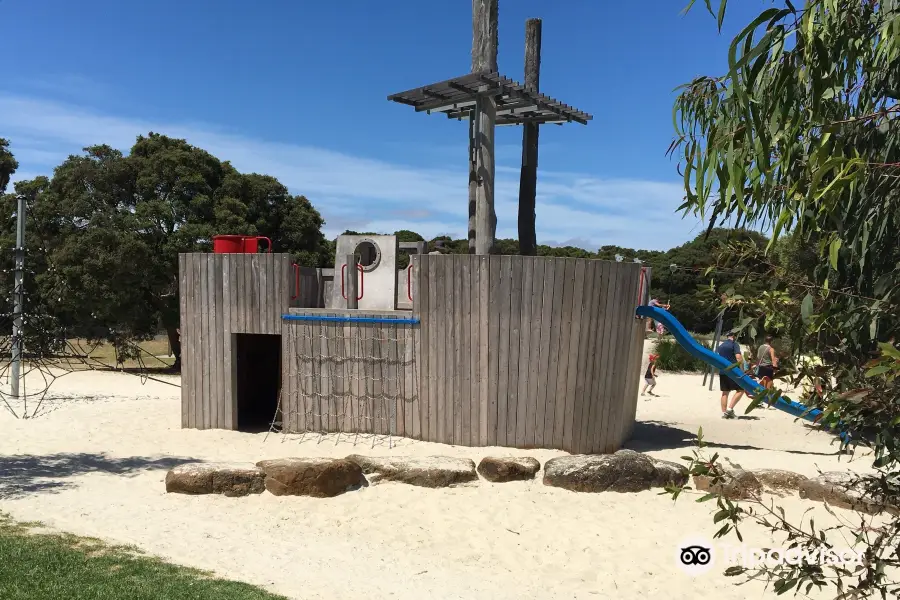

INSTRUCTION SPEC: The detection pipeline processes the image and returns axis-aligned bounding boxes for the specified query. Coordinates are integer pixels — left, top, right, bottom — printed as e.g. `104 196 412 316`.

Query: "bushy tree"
669 0 900 595
10 133 329 368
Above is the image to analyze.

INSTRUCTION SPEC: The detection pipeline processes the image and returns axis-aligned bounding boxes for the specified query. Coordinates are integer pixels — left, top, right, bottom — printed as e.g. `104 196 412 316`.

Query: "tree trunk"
469 0 499 255
518 18 542 256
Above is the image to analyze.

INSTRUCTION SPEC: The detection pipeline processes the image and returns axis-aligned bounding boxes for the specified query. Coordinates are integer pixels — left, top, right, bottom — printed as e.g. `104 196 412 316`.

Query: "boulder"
542 449 688 493
346 455 478 488
255 458 366 497
693 469 763 500
799 472 899 515
477 456 541 483
752 469 809 494
165 463 265 497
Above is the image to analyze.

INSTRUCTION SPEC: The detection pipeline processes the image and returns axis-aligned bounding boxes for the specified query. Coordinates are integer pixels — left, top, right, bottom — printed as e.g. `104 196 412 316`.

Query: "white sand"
0 364 877 600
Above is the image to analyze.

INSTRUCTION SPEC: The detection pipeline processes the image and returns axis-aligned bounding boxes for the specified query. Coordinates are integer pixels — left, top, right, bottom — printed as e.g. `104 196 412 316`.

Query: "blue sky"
0 0 762 250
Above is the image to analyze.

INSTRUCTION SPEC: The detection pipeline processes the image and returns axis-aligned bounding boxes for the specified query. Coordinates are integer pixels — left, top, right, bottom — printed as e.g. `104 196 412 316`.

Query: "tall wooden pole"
517 18 542 256
469 0 498 255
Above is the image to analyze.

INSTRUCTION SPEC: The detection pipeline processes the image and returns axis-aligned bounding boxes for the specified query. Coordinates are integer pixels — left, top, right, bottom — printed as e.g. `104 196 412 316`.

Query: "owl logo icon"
675 537 716 575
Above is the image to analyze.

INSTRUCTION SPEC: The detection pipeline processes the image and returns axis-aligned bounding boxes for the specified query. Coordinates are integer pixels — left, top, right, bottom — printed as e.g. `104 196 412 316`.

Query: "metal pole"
10 194 26 398
345 254 359 310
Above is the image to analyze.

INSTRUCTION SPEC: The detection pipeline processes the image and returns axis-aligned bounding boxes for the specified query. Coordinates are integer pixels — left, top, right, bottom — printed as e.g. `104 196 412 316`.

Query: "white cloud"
0 92 702 250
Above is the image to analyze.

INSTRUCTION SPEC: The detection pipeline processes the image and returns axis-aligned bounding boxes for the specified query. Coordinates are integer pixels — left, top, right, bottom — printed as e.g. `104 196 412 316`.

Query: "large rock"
693 469 763 500
346 455 478 488
799 472 899 515
477 456 541 483
256 458 366 497
165 462 265 497
543 449 688 493
752 469 809 494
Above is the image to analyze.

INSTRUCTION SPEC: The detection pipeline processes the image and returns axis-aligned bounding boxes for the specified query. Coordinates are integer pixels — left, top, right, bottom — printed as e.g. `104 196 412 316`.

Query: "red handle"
340 264 364 300
407 263 414 301
291 263 299 300
257 237 272 253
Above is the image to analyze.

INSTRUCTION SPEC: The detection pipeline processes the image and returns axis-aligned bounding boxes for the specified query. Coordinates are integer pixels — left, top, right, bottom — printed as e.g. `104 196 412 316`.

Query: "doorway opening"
234 333 281 432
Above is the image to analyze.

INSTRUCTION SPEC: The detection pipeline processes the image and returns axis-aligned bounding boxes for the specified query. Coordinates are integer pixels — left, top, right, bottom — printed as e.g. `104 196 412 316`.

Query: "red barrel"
212 235 272 254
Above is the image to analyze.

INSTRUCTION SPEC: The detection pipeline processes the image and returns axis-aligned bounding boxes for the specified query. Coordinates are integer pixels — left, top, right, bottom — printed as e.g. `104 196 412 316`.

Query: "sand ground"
0 360 878 600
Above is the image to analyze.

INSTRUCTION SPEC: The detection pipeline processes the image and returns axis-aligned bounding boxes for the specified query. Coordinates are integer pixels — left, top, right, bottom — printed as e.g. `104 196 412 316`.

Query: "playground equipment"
212 235 272 254
636 305 849 440
179 250 647 453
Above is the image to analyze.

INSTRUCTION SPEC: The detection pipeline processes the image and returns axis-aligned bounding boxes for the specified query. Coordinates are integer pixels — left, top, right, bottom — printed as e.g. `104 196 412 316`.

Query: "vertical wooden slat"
427 256 440 442
585 261 611 453
178 254 190 428
581 261 606 453
222 255 234 429
562 259 586 452
270 254 279 333
443 256 456 444
372 321 385 435
459 256 473 445
605 264 631 451
478 255 490 446
438 257 450 443
416 255 429 440
534 258 555 448
190 254 201 429
209 254 221 429
526 258 545 448
551 259 574 449
619 266 645 447
581 261 604 452
495 255 512 447
257 255 267 333
470 255 481 446
198 255 210 429
571 259 597 453
233 256 243 332
343 317 354 434
598 262 623 452
515 256 533 447
506 257 523 446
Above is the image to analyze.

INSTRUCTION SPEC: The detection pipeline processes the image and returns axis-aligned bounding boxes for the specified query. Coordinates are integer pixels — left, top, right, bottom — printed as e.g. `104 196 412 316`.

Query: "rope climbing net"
286 319 418 448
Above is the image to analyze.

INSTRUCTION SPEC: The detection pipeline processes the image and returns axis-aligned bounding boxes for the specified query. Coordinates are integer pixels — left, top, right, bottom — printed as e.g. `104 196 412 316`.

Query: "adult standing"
756 335 778 389
717 332 744 419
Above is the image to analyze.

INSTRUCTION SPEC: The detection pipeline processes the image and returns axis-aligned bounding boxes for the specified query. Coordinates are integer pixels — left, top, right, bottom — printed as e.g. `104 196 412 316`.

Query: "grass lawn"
0 515 287 600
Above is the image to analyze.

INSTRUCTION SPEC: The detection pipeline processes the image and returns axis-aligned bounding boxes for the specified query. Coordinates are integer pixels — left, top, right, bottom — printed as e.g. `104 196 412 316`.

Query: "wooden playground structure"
178 0 636 454
179 244 648 454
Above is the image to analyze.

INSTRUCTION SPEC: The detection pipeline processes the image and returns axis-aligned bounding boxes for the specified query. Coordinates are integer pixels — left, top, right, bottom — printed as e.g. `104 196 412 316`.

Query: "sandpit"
0 365 877 599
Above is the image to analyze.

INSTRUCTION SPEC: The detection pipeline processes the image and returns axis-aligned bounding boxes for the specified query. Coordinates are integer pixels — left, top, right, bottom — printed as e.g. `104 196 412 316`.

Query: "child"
641 354 659 397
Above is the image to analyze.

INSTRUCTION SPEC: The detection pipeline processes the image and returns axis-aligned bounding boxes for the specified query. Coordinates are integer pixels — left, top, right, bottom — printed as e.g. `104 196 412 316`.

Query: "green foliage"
2 134 329 364
0 138 17 193
667 0 900 595
653 337 711 372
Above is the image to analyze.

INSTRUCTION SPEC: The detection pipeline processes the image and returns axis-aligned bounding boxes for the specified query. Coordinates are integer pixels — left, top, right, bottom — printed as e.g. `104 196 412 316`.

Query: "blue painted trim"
282 314 420 325
636 305 850 442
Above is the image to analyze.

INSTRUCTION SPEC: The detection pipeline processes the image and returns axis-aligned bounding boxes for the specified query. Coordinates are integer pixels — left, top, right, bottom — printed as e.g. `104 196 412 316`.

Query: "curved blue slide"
636 305 845 438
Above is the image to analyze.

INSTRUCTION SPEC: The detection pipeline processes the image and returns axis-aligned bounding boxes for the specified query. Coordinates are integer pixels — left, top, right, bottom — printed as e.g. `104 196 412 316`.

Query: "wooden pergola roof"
387 71 592 126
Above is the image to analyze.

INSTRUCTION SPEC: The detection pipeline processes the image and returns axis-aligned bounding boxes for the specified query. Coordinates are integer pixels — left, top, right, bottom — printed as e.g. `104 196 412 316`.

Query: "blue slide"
636 305 845 438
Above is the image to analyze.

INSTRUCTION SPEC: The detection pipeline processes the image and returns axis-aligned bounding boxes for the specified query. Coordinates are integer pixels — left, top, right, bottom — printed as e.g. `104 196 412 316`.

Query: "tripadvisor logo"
675 535 865 576
676 536 716 576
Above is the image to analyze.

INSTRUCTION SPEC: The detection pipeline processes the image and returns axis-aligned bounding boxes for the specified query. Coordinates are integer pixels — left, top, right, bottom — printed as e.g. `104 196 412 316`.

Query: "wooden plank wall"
180 252 292 429
280 310 419 437
412 254 645 454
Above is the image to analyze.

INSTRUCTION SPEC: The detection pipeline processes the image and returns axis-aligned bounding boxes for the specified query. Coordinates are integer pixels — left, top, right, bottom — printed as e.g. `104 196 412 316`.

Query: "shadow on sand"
0 452 198 500
624 420 843 457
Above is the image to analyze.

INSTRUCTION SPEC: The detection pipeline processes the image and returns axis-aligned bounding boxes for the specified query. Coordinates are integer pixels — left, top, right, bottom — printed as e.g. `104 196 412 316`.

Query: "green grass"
0 515 288 600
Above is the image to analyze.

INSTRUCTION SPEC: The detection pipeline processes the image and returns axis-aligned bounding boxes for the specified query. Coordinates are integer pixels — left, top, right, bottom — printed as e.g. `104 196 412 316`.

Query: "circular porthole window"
355 239 381 272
